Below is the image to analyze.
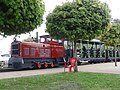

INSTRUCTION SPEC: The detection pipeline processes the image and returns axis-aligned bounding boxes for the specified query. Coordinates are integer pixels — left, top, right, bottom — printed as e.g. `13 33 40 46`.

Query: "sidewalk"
0 62 120 79
79 62 120 74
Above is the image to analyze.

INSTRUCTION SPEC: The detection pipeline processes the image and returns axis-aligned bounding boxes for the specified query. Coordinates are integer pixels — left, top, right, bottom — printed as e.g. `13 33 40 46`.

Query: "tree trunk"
114 45 117 66
73 40 78 72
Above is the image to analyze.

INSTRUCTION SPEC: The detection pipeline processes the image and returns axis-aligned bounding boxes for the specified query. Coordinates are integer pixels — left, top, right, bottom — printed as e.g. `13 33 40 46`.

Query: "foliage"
0 0 45 36
0 72 120 90
23 36 38 42
46 0 111 41
100 23 120 46
23 37 34 42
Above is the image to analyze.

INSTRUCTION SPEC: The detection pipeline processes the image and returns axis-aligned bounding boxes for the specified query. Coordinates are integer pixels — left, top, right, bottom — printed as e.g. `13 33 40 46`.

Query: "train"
76 40 120 64
8 35 120 69
8 35 65 69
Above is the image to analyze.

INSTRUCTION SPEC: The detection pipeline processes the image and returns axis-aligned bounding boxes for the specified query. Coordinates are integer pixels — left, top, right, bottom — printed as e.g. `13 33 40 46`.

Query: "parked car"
0 54 10 67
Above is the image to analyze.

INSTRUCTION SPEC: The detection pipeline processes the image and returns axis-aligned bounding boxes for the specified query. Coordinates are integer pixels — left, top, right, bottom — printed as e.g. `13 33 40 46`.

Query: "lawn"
0 72 120 90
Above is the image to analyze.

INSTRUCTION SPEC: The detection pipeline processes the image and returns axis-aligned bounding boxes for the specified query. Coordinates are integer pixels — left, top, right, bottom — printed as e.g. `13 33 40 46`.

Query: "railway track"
0 61 117 73
0 65 64 73
0 62 88 72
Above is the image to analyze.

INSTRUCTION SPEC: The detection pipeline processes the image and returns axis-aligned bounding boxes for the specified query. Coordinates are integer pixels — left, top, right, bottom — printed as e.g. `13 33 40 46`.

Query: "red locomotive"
8 35 65 69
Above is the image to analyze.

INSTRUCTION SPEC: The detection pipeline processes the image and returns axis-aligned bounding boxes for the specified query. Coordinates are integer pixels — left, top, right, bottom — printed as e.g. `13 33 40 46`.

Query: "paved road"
0 62 120 80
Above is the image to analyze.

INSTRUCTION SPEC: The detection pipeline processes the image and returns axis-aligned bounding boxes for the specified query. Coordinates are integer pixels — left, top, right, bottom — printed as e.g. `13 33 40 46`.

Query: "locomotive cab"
40 35 64 46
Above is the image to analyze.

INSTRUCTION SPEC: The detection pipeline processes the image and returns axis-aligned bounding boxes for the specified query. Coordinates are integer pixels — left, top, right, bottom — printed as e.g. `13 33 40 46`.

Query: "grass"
0 72 120 90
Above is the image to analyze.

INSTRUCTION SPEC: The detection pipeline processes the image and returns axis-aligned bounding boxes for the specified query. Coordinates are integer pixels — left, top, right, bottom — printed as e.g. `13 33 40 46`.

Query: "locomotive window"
31 48 35 55
59 40 62 43
40 38 45 42
11 44 20 49
46 38 51 42
12 50 19 55
40 37 51 42
24 48 29 55
52 39 58 42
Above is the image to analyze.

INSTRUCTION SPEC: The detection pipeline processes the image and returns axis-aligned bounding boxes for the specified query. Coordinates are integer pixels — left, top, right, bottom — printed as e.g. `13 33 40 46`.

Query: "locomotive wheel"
88 61 92 64
31 62 41 69
97 61 100 63
77 62 82 65
93 60 97 64
100 60 103 63
32 64 38 69
51 63 54 68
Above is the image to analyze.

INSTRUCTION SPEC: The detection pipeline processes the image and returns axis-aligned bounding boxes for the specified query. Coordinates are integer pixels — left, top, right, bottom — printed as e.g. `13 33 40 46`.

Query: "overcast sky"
0 0 120 53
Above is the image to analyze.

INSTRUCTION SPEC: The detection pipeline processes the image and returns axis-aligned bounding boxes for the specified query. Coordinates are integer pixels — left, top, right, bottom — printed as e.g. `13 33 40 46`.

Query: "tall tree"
0 0 45 36
100 23 120 66
46 0 111 71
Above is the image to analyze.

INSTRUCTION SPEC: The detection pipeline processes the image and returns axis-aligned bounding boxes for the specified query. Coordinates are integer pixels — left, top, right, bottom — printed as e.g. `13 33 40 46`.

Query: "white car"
0 54 10 67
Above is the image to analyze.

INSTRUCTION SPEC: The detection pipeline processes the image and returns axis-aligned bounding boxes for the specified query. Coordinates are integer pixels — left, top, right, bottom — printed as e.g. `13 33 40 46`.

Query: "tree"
46 0 111 71
23 32 39 42
100 23 120 45
23 37 34 42
100 23 120 66
0 0 45 36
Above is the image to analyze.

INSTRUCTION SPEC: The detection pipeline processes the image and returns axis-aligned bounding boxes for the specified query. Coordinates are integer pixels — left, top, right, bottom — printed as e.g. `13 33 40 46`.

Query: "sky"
0 0 120 54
